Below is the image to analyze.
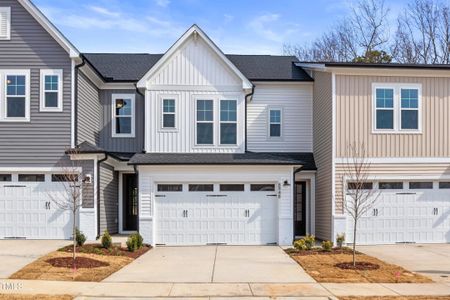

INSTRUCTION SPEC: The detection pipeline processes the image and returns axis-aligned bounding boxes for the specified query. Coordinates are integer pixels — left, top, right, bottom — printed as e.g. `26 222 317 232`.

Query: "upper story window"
162 98 176 129
0 7 11 40
3 71 30 122
269 109 282 137
373 84 421 133
112 94 135 138
220 100 237 145
196 99 214 145
40 70 63 112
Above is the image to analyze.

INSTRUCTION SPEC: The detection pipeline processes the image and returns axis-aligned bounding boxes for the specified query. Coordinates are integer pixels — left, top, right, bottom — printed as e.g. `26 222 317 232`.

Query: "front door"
123 174 138 231
294 182 306 237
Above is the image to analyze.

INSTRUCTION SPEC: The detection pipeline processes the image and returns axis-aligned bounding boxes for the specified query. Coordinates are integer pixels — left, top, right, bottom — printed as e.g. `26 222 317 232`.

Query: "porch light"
283 180 290 187
116 99 125 109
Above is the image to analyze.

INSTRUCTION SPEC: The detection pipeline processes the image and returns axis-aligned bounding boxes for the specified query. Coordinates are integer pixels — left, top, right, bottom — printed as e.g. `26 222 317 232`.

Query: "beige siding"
334 163 450 214
336 75 450 158
312 71 333 240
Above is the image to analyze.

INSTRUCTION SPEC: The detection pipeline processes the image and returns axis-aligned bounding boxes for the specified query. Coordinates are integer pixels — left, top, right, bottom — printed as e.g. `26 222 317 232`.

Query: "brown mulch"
336 261 380 270
340 297 450 300
46 256 109 269
286 248 432 283
0 295 72 300
59 244 151 259
286 247 357 256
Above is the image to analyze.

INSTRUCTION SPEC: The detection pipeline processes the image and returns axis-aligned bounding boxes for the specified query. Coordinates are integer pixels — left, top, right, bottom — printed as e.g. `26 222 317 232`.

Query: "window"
4 72 30 121
250 184 275 191
373 84 421 132
189 184 214 192
18 174 45 182
51 174 79 182
269 109 281 137
0 7 11 40
379 182 403 189
439 182 450 189
220 184 244 192
162 99 176 128
220 100 237 145
0 174 11 182
40 70 63 112
112 94 135 137
196 100 214 145
409 182 433 189
348 182 373 190
157 184 182 192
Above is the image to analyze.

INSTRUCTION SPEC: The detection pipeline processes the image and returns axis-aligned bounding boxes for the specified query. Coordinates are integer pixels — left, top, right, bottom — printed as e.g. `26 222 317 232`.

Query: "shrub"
134 232 143 248
321 240 333 252
101 230 112 249
336 233 345 248
126 233 144 252
304 234 315 250
293 239 307 251
75 228 86 246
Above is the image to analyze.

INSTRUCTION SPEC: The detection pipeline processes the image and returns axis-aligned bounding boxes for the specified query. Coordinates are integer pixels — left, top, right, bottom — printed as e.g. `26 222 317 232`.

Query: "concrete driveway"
358 244 450 283
105 246 315 283
0 240 70 278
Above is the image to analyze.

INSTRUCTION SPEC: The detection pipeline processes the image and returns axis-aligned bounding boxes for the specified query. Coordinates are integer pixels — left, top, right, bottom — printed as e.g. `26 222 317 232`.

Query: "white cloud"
248 13 299 43
224 14 234 24
155 0 170 7
87 5 120 17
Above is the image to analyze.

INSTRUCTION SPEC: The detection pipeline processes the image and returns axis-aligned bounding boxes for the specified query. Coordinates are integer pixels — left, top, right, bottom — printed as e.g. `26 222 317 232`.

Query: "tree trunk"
72 208 76 270
352 218 357 267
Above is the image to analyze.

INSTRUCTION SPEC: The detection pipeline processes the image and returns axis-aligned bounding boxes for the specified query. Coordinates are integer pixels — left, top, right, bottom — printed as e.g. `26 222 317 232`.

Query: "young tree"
342 143 380 266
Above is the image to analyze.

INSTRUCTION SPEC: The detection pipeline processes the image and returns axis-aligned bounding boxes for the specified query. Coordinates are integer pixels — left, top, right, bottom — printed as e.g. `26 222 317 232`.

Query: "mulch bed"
335 261 380 270
46 256 109 269
59 244 151 259
286 247 358 256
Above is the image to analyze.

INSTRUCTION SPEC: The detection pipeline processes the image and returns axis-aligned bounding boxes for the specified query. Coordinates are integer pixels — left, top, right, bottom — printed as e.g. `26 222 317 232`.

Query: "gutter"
96 153 108 238
74 55 86 147
244 85 255 152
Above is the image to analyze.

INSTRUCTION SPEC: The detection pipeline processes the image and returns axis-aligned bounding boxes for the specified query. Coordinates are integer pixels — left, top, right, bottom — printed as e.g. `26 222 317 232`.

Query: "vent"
0 7 11 40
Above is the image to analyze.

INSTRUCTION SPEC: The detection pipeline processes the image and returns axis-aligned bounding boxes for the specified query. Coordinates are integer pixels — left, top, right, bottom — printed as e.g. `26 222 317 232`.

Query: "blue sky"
34 0 409 55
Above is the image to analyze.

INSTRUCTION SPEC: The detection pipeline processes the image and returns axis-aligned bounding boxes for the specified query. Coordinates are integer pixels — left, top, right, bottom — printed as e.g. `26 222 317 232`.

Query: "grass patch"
286 248 432 283
0 295 72 300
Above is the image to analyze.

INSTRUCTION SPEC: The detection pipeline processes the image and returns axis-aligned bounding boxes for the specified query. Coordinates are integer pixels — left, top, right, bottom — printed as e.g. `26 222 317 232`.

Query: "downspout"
244 85 255 152
133 164 140 232
97 153 108 238
134 84 146 153
74 55 86 147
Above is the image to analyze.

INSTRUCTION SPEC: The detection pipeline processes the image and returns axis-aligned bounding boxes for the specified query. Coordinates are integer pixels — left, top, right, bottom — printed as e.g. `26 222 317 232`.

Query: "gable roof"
19 0 79 58
83 53 313 83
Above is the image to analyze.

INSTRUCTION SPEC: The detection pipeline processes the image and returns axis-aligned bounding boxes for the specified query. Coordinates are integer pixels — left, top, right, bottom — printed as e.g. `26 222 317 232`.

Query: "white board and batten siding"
247 83 313 152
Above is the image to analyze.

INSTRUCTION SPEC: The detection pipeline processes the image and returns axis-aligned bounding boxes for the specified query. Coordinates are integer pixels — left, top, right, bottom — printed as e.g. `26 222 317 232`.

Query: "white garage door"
155 183 278 245
0 173 73 239
347 180 450 245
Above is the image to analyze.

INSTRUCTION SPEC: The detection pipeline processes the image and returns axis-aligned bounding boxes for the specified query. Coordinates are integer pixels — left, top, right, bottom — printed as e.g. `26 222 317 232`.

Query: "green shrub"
101 230 112 249
126 233 144 252
293 239 307 251
75 228 86 246
336 233 345 248
304 235 315 250
321 240 333 252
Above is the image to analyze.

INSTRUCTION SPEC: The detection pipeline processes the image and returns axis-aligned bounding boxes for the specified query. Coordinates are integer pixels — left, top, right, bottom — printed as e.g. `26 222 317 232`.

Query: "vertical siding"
77 72 100 145
98 89 144 153
247 83 313 152
0 0 72 166
336 75 450 157
99 163 118 234
312 71 333 240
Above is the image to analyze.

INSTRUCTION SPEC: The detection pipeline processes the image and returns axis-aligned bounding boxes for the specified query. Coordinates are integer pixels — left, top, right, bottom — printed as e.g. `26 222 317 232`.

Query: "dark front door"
123 174 138 231
294 182 306 237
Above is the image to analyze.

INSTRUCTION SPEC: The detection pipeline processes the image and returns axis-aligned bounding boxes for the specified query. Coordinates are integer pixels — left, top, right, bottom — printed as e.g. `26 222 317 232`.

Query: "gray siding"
99 89 144 153
99 162 118 234
312 71 333 241
77 71 100 146
81 159 95 209
0 0 72 166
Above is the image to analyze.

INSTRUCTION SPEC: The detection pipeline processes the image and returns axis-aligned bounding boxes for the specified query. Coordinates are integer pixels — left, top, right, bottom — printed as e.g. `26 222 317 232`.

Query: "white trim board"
335 157 450 164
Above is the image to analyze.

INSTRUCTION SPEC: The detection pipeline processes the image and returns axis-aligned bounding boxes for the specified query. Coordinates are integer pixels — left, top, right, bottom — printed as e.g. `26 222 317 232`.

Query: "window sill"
0 118 30 123
40 108 63 113
112 134 135 138
372 130 422 135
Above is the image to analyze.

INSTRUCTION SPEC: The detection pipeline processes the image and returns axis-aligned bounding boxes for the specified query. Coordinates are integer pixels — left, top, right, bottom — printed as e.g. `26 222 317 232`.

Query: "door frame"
294 181 307 237
294 171 316 238
118 171 138 234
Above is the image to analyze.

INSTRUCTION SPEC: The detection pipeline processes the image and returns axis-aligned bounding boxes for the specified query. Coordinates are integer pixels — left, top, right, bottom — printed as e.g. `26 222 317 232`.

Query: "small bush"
293 239 307 250
101 230 112 249
321 240 333 252
75 228 86 246
304 234 315 250
126 233 144 252
336 233 345 248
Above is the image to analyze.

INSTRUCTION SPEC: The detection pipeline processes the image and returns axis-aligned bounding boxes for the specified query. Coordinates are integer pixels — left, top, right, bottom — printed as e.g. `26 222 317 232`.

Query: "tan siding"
312 71 333 240
336 75 450 157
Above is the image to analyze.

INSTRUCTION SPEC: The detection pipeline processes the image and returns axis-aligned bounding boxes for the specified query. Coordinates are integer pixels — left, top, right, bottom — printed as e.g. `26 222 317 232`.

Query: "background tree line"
283 0 450 64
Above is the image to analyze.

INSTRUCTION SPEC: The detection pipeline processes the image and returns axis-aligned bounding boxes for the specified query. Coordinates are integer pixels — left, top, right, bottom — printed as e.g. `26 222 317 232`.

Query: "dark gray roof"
128 152 316 170
75 141 104 153
83 53 313 82
298 61 450 70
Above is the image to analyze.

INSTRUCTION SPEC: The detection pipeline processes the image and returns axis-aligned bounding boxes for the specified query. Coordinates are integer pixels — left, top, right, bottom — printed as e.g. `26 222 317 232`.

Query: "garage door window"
157 184 182 192
51 174 79 182
18 174 45 182
439 182 450 189
348 182 373 190
189 184 214 192
0 174 11 181
250 184 275 191
409 182 433 189
379 182 403 189
220 184 244 192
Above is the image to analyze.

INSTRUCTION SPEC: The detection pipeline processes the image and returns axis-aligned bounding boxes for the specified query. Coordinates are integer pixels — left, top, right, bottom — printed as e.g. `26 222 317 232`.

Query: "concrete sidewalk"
0 279 449 298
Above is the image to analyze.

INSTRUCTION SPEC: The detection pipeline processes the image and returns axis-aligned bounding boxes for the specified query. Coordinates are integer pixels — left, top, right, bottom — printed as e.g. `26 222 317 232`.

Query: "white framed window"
2 70 30 122
372 83 421 133
111 94 135 138
268 108 282 137
0 7 11 40
220 100 237 145
162 98 176 129
196 99 214 145
40 69 63 112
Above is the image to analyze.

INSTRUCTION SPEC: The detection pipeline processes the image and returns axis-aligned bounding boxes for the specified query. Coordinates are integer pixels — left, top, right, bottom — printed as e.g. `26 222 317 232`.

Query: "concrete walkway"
105 246 314 283
0 279 449 298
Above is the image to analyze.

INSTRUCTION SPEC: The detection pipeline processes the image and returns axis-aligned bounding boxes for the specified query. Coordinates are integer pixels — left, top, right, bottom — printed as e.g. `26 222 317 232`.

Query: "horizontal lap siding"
0 0 72 167
77 72 100 146
336 75 450 158
81 160 95 209
99 163 118 234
